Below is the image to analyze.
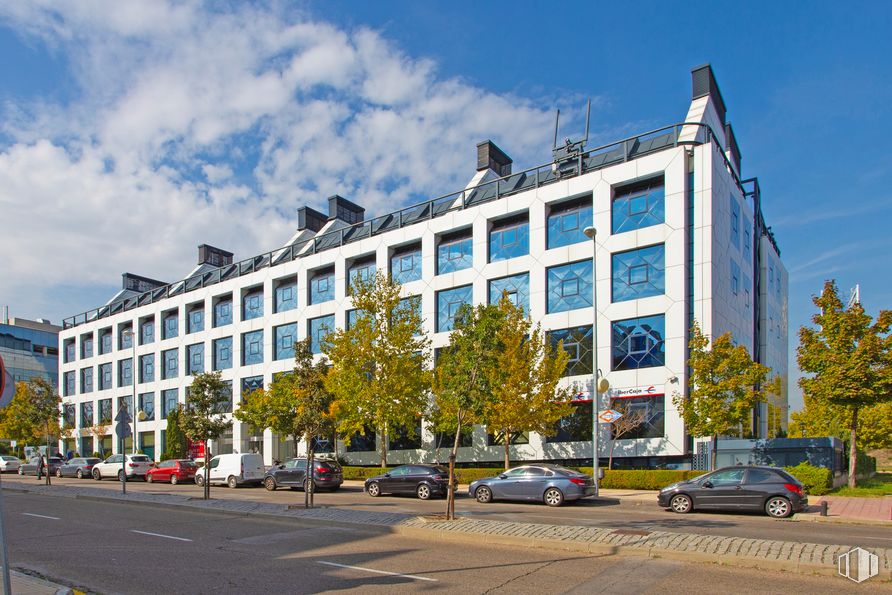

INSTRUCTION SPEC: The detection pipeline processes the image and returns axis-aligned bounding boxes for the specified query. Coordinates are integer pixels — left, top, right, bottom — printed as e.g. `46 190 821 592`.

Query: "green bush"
856 451 877 476
584 469 706 490
783 462 832 495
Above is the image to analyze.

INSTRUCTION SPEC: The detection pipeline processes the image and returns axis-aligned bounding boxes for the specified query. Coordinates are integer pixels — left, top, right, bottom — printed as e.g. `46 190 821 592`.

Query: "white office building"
58 65 788 468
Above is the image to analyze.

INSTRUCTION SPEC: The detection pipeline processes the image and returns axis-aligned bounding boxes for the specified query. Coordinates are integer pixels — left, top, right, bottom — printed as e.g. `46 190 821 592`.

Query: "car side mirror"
703 481 713 489
498 474 507 480
277 464 285 469
384 473 391 478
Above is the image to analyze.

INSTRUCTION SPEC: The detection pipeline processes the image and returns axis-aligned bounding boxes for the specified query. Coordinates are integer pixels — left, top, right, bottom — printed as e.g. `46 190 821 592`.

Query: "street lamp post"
583 225 600 497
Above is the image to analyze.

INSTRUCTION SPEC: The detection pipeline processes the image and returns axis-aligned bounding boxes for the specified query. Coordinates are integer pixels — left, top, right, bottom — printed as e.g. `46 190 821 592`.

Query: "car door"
493 467 528 498
157 460 174 481
515 467 550 500
208 457 224 483
279 459 301 486
740 468 783 509
694 468 746 509
382 467 408 493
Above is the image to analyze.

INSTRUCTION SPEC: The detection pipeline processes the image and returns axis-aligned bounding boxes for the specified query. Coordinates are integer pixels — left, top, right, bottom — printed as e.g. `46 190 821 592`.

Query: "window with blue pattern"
437 285 473 332
98 363 112 390
161 389 178 419
81 367 93 393
214 297 232 327
612 314 665 370
547 199 593 249
139 392 155 421
213 337 232 370
64 340 75 363
391 246 422 284
730 195 740 249
162 348 178 379
348 259 376 293
489 218 529 262
547 261 593 313
242 376 264 400
162 311 178 339
488 273 530 312
275 278 297 313
139 354 154 383
310 269 335 304
548 326 593 377
187 343 204 375
98 398 112 423
346 309 366 331
64 371 75 396
242 330 264 366
187 306 204 334
612 178 665 234
81 334 93 359
118 358 132 387
99 330 112 355
243 290 263 321
274 323 297 360
119 325 133 349
140 318 154 345
80 401 93 428
308 315 334 354
437 235 473 274
730 258 740 296
611 244 665 302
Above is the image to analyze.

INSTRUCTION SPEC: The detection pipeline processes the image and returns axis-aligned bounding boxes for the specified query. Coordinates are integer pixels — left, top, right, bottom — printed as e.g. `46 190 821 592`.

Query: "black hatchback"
364 465 452 500
658 465 808 518
264 458 343 492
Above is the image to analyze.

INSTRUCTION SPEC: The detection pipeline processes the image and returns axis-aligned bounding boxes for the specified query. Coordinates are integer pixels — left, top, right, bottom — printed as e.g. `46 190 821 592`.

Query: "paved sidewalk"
8 570 73 594
807 495 892 522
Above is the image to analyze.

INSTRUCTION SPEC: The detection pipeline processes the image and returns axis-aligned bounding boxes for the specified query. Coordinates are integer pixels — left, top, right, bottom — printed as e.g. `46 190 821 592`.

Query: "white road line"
22 513 60 520
130 530 193 542
317 561 438 582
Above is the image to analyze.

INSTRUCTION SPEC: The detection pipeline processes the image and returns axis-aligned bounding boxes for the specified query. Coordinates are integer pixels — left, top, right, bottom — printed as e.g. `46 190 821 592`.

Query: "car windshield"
85 458 100 464
129 455 150 462
48 458 63 463
180 461 197 468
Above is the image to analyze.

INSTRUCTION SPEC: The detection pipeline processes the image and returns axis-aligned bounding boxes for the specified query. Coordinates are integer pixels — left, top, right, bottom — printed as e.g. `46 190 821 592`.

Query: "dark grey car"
469 464 596 507
264 458 343 492
57 457 101 479
18 456 64 476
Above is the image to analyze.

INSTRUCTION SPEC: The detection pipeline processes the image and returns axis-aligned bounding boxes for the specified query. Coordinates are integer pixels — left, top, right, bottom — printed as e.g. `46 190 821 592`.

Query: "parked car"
195 453 265 488
18 456 64 476
0 456 21 473
469 464 596 507
264 458 343 492
146 459 198 484
657 465 808 519
57 457 101 479
92 453 154 481
364 465 452 500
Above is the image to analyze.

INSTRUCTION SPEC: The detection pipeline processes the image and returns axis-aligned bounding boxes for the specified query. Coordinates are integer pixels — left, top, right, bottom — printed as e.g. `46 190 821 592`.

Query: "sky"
2 2 891 414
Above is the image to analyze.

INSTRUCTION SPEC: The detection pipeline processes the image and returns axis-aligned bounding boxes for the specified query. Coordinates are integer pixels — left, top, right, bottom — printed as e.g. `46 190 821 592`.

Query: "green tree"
162 405 189 460
233 388 271 447
180 372 232 499
798 281 892 487
607 399 646 470
324 271 431 467
2 379 61 485
0 382 45 446
673 321 777 470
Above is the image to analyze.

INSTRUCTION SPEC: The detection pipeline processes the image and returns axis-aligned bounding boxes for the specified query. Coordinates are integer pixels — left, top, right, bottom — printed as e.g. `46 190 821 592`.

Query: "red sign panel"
187 440 205 459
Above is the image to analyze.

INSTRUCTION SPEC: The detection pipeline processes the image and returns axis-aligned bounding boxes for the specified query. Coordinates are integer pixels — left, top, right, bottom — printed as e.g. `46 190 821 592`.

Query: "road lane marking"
317 561 437 582
130 530 193 542
22 513 60 520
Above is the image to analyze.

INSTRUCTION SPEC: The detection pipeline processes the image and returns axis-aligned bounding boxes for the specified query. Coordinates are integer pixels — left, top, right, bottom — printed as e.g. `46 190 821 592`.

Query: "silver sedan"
469 464 596 507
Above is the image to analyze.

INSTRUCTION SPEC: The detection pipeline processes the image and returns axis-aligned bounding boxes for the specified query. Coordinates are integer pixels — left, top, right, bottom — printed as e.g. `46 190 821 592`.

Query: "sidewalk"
8 570 73 594
800 495 892 524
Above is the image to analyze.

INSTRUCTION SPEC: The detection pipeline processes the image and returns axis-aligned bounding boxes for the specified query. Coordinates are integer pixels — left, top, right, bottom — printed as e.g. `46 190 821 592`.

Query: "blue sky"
2 2 891 414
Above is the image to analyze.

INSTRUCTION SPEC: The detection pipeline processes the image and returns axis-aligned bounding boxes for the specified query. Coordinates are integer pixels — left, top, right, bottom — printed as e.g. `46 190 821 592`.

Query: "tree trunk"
304 437 311 509
308 444 315 509
848 407 859 489
711 434 718 471
445 417 462 520
503 436 510 471
203 439 210 500
608 440 615 470
45 421 51 486
379 427 388 468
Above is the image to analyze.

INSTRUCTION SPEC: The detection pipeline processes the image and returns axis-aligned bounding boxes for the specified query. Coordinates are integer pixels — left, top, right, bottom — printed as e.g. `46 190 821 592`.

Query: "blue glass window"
218 381 233 414
243 290 263 321
275 279 297 313
162 348 178 379
547 261 593 313
140 319 154 345
187 307 204 334
242 330 264 366
274 323 297 360
99 331 112 355
81 335 93 359
187 343 204 375
310 270 335 304
730 258 740 296
348 260 376 293
242 376 264 399
743 216 751 254
308 315 335 354
98 363 112 390
396 296 421 320
98 399 112 423
391 248 422 284
118 359 132 388
139 392 155 421
549 326 593 377
161 389 178 419
213 337 233 370
81 367 93 394
346 309 365 331
612 245 665 302
214 298 232 327
437 285 473 332
489 220 529 262
729 195 740 249
162 312 178 340
437 236 473 274
80 402 93 427
612 179 665 234
64 371 75 396
488 273 530 312
612 315 665 370
547 201 593 249
64 340 75 363
139 354 154 384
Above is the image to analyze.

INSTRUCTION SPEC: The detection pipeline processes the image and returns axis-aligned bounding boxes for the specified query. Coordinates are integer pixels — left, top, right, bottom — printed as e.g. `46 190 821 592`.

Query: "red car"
146 459 198 485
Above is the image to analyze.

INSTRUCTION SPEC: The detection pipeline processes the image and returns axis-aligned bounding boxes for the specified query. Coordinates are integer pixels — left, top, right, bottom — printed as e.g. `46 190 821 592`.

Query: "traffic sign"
598 409 623 424
115 409 132 423
115 421 132 439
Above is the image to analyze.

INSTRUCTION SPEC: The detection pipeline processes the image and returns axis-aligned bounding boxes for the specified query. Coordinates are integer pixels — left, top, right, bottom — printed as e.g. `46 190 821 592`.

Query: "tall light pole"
124 328 137 453
583 225 600 497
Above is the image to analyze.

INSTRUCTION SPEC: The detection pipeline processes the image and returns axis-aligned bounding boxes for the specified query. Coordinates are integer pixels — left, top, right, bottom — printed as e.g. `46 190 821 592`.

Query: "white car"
195 453 264 488
92 453 154 481
0 456 21 473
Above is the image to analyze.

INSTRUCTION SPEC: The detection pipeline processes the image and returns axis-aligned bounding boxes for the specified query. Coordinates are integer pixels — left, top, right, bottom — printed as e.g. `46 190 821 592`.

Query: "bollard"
820 501 828 516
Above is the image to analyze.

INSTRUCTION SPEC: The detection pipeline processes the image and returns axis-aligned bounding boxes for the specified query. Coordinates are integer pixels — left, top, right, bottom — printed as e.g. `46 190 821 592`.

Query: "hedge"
783 462 832 495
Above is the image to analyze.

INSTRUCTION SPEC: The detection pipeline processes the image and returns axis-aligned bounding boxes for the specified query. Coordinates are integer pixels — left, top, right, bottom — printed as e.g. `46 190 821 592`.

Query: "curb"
793 513 892 527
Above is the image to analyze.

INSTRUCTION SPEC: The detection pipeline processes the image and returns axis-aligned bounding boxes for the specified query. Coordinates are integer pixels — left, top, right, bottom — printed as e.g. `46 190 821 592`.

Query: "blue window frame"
547 261 593 313
162 312 178 340
140 319 154 345
275 279 297 313
243 290 263 321
348 260 376 293
547 201 593 249
308 315 334 354
64 340 75 363
730 195 740 249
396 296 421 321
242 376 264 399
489 220 529 262
488 273 530 312
274 323 297 360
187 307 204 334
218 381 233 414
214 298 232 327
162 348 178 379
730 258 740 296
612 178 665 234
81 335 93 359
549 326 594 377
242 330 264 366
612 244 665 302
99 331 112 355
437 236 473 274
391 248 422 284
346 309 366 331
98 363 112 390
743 216 751 254
118 358 132 388
612 315 665 370
97 398 112 423
437 285 473 332
161 389 178 419
187 343 205 375
120 326 133 349
139 392 155 421
64 371 75 396
213 337 233 370
139 354 154 384
81 367 93 393
310 270 335 304
80 402 93 428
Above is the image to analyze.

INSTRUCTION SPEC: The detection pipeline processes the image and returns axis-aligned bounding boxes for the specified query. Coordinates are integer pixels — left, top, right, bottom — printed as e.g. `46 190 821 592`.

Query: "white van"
194 453 264 488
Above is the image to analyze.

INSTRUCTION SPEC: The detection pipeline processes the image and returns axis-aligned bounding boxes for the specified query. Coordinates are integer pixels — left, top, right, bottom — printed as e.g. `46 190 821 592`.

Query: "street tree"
23 379 60 485
673 322 777 470
233 387 271 448
607 400 647 469
0 382 45 446
180 372 232 499
162 405 189 460
797 280 892 487
324 271 431 467
89 423 109 457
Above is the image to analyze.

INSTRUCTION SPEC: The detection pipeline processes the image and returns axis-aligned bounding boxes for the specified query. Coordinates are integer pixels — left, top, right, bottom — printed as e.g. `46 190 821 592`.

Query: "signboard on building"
187 440 206 460
611 385 665 399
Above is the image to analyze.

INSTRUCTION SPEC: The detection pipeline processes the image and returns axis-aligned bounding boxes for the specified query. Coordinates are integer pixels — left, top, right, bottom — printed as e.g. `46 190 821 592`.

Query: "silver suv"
92 453 154 481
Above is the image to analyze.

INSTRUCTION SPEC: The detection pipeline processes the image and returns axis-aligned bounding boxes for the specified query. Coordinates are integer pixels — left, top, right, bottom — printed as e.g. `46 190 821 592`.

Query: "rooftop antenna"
552 99 591 177
847 284 860 309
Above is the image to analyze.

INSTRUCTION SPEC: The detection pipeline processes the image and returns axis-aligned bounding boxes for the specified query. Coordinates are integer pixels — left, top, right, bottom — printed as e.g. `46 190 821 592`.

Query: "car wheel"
55 469 62 478
366 481 380 497
475 486 493 504
117 470 125 482
93 469 101 481
669 494 693 514
765 496 793 519
195 474 205 487
264 477 277 491
146 474 154 484
416 483 432 500
76 469 83 480
544 487 564 507
227 475 238 489
170 475 178 485
17 468 23 476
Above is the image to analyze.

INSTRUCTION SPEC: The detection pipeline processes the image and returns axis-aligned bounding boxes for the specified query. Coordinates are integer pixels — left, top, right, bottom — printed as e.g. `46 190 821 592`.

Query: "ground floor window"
139 432 155 460
547 402 593 443
486 431 529 446
389 424 423 450
433 429 473 449
346 429 376 452
609 396 665 439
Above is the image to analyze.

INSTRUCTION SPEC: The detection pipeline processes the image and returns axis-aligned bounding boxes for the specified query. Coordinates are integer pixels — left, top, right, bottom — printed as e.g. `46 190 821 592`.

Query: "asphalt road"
4 492 887 594
5 474 890 549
